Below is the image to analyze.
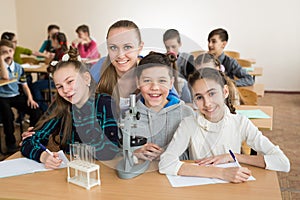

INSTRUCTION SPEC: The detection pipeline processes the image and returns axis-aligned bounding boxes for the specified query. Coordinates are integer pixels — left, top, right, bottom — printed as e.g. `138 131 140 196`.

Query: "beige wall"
0 0 17 34
6 0 300 91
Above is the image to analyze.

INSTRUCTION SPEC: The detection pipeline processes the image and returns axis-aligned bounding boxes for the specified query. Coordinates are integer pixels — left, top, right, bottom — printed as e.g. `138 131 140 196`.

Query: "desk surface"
248 67 263 76
239 83 265 97
236 105 273 130
23 63 48 73
0 152 281 200
0 79 17 86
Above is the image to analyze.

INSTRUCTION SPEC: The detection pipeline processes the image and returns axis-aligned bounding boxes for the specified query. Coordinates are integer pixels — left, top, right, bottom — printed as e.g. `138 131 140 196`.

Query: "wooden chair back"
190 50 206 59
224 50 240 59
238 88 258 105
237 58 252 68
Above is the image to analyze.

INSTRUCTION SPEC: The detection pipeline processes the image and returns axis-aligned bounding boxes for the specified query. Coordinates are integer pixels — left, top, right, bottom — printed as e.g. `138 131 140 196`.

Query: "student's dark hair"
188 68 236 114
36 46 96 148
208 28 228 42
1 32 15 41
51 32 68 52
0 39 14 49
195 53 221 68
137 51 179 92
163 29 181 43
76 25 90 36
47 24 60 33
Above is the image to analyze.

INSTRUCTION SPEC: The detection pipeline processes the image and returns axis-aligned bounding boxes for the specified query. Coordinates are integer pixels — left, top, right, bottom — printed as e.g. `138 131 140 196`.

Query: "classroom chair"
190 50 206 59
236 58 252 68
224 50 240 59
238 88 258 105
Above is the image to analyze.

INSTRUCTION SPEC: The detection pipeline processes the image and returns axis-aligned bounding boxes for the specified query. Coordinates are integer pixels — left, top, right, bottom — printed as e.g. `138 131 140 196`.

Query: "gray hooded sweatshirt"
134 100 194 150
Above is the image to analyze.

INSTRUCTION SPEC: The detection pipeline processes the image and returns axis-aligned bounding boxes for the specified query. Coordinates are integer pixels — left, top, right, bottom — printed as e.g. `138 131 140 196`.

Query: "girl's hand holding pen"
220 167 252 183
40 151 62 169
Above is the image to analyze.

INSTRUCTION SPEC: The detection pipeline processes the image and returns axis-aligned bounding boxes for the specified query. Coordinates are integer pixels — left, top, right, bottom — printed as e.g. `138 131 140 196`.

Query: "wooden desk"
246 58 256 64
239 83 265 97
0 152 281 200
236 105 273 131
0 79 17 86
247 67 263 77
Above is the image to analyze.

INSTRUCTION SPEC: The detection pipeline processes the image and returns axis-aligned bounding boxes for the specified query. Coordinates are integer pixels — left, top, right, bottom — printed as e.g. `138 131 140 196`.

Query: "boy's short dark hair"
163 29 181 43
208 28 228 42
1 32 15 41
76 25 90 35
0 39 14 49
47 24 60 33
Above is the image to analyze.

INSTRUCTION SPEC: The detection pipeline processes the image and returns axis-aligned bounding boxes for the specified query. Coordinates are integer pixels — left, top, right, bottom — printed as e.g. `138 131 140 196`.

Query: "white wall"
0 0 17 34
10 0 300 91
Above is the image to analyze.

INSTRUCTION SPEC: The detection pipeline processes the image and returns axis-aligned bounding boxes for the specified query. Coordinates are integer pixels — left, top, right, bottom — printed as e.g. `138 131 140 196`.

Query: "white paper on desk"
166 162 255 187
0 150 69 178
21 64 40 68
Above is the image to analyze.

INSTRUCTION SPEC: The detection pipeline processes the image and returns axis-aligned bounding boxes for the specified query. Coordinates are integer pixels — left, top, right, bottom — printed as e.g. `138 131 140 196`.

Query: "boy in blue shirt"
0 39 42 153
163 29 195 80
207 28 254 87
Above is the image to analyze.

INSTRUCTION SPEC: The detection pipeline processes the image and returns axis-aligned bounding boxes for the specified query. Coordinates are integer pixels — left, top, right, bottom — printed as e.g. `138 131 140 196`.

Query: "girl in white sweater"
159 68 290 183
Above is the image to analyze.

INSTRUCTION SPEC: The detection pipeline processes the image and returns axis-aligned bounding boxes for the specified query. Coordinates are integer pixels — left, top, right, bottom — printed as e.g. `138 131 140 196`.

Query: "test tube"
69 143 73 162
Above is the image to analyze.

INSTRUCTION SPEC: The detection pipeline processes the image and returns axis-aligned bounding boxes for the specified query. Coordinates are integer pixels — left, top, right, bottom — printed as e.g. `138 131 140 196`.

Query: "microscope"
116 94 150 179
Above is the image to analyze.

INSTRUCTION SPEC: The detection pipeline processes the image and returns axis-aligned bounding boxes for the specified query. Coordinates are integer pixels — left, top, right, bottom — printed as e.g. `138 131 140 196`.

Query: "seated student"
159 68 290 183
132 52 194 161
39 24 60 54
21 47 119 169
1 32 49 64
195 52 240 106
163 29 195 80
207 28 254 87
0 39 42 153
30 32 68 112
72 24 100 64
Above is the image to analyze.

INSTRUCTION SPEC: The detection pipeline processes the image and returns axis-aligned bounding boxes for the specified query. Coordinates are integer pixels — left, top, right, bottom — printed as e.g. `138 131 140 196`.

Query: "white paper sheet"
166 162 255 187
0 150 69 178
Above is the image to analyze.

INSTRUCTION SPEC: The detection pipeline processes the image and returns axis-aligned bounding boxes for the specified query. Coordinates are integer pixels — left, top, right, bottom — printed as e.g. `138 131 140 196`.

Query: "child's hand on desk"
40 151 62 169
220 167 252 183
19 127 35 146
133 143 164 161
195 154 233 166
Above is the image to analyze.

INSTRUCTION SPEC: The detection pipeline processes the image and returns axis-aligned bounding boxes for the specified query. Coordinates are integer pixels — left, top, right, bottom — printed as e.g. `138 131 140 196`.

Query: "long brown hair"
188 68 236 114
34 46 96 148
96 20 142 112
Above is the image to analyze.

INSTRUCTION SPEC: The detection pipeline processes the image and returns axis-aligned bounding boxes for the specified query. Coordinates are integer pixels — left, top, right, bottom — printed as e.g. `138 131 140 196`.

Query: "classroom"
0 0 299 199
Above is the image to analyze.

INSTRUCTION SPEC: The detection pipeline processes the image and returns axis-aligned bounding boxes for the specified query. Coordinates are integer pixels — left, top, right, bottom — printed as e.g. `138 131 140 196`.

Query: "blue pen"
229 149 241 167
39 143 54 157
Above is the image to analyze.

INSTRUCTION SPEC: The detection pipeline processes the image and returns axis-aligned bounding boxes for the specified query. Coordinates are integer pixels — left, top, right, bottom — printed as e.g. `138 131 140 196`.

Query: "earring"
87 83 90 87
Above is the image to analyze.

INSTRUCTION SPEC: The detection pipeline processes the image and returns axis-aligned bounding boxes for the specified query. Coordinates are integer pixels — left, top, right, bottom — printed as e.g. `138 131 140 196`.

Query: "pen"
229 149 241 167
39 143 54 157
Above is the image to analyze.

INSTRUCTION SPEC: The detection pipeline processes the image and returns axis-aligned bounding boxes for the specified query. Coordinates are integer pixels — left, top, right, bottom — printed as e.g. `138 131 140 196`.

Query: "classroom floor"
258 93 300 200
0 93 299 199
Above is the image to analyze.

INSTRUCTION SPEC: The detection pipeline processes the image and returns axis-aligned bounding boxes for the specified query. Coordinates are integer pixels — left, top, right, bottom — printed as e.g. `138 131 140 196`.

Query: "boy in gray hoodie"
133 52 194 161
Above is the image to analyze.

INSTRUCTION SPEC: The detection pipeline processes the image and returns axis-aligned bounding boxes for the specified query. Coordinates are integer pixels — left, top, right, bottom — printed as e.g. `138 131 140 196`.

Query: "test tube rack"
67 160 101 190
